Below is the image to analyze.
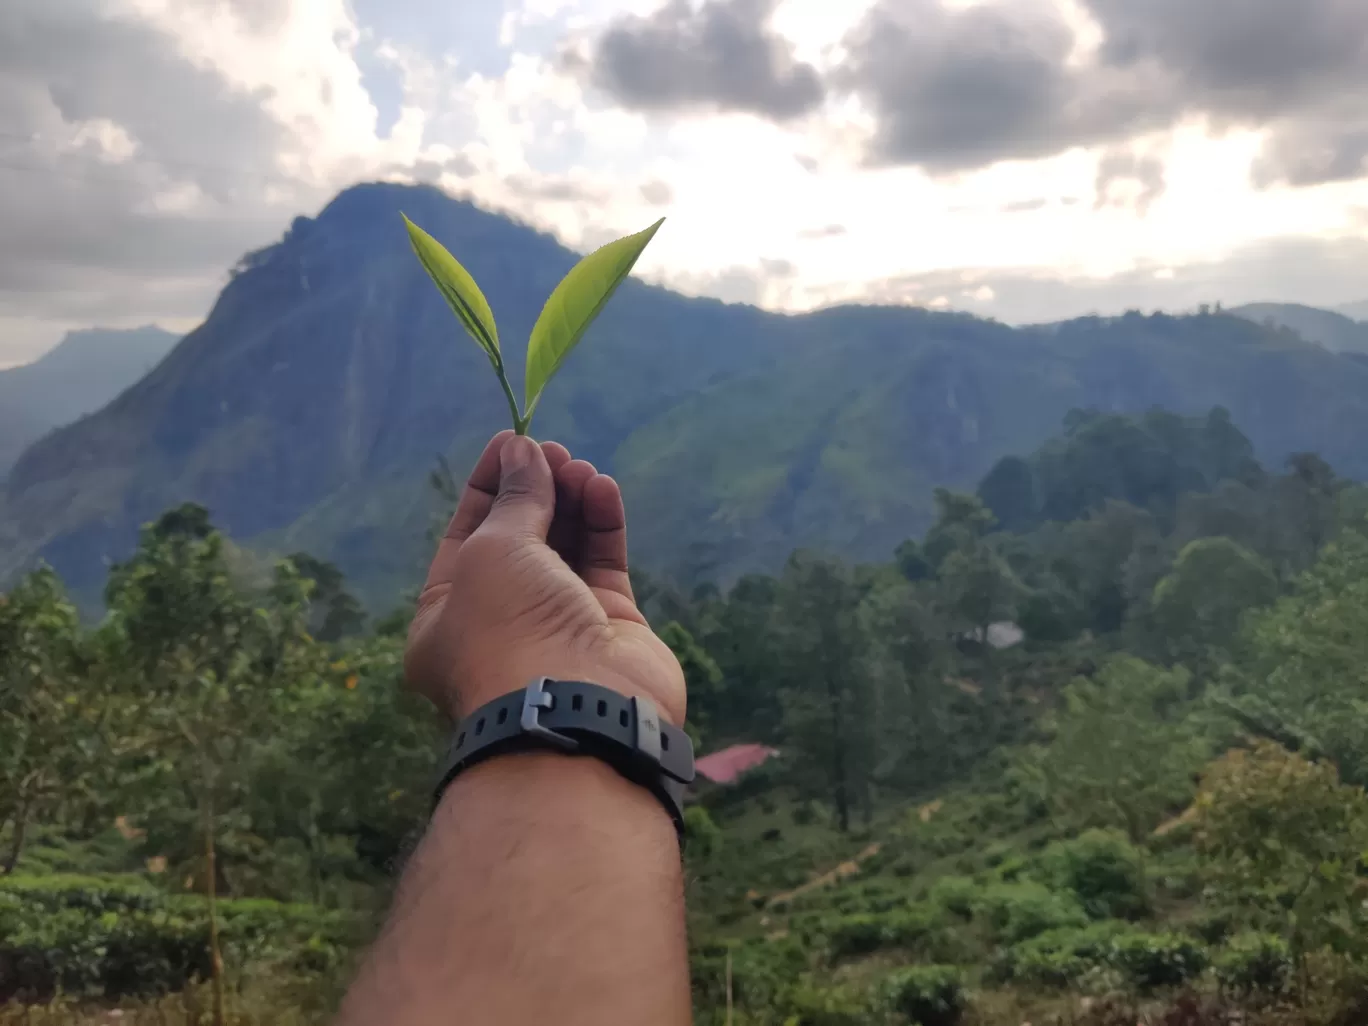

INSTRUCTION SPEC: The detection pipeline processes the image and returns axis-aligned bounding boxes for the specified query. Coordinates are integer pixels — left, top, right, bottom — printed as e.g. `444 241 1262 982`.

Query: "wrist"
451 657 683 726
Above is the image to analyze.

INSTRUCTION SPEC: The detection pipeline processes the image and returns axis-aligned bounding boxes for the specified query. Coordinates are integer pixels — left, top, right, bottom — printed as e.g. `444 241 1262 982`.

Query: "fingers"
541 441 571 477
580 473 635 603
422 430 513 595
548 459 598 564
482 434 555 540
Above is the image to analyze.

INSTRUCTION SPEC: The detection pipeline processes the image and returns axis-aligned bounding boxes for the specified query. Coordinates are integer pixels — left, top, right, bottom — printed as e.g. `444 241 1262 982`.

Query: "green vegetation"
402 210 663 435
10 406 1368 1024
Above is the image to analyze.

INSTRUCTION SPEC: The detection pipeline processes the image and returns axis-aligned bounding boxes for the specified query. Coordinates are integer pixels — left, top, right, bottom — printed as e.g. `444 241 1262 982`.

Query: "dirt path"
766 842 883 908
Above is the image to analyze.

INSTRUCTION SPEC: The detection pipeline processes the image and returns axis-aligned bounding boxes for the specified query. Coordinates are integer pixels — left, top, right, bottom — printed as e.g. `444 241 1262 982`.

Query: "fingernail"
501 435 532 475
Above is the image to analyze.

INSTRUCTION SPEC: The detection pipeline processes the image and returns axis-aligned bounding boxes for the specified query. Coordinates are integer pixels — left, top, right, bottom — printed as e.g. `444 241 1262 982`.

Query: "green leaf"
401 213 500 365
524 217 664 420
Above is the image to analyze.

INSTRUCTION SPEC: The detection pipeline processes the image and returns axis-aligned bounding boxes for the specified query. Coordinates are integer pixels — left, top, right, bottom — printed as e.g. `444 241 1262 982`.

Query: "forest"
6 405 1368 1025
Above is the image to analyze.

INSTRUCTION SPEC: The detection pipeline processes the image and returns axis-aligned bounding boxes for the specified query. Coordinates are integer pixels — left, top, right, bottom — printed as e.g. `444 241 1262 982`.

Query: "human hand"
405 431 687 726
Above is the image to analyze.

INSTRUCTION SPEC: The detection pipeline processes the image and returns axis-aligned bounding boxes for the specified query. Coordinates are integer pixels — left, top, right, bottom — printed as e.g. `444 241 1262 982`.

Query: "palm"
407 432 686 725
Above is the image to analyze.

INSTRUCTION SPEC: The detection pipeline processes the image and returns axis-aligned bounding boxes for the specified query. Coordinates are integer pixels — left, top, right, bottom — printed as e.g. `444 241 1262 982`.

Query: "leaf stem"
495 361 528 435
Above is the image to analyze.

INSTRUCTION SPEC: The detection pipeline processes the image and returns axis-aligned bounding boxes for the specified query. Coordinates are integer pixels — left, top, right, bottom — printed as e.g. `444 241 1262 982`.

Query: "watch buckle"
520 677 579 752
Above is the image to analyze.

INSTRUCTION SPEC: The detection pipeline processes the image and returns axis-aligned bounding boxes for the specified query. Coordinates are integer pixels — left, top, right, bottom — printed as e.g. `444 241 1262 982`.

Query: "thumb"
484 434 555 540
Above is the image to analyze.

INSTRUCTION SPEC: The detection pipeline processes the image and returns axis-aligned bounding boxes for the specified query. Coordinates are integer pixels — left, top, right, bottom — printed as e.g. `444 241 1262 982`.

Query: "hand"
405 431 687 726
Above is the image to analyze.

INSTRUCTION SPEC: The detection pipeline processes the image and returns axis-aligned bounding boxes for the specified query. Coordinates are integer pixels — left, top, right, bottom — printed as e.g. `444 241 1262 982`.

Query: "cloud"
1095 149 1167 215
798 223 847 239
0 1 325 354
837 0 1138 172
1082 0 1368 188
854 234 1368 326
588 0 825 120
760 257 796 277
999 198 1049 214
617 0 1368 186
639 177 674 205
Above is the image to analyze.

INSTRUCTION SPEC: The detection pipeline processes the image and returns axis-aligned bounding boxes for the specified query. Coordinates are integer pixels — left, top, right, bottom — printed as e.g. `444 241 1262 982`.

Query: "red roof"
694 743 780 785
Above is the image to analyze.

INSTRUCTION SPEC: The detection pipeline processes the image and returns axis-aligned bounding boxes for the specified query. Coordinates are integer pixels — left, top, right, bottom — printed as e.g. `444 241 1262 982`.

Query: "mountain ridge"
0 326 178 478
5 183 1368 608
1230 302 1368 354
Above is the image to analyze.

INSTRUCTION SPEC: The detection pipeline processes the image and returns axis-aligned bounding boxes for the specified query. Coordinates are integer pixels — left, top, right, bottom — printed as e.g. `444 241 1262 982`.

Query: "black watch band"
433 678 696 843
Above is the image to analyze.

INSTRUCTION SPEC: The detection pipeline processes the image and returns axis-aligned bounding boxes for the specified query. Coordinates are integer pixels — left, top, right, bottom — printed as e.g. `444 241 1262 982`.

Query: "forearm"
334 751 692 1026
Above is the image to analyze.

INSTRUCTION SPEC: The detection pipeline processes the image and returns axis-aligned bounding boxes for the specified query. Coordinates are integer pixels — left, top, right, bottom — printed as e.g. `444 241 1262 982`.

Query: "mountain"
0 326 178 477
0 184 791 604
1338 300 1368 321
1230 302 1368 354
7 182 1368 607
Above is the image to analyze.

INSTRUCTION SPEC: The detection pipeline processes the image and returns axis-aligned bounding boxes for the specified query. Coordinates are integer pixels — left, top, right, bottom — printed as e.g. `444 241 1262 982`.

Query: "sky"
2 0 1367 367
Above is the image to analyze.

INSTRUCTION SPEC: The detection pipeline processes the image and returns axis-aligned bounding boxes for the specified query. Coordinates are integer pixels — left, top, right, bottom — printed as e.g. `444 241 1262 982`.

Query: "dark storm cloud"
589 0 824 120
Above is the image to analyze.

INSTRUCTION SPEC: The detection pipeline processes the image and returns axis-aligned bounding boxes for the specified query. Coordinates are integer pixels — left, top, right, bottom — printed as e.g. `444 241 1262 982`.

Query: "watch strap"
433 678 695 841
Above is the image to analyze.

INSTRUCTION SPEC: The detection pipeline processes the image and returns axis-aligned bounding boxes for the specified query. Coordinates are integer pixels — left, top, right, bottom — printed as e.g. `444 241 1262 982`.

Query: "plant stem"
495 362 528 435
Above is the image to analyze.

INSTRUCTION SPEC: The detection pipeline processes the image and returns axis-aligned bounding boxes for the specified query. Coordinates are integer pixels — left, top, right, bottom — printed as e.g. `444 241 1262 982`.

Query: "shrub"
1038 830 1150 920
994 921 1134 987
885 965 965 1026
689 936 809 1013
1109 931 1207 993
0 873 163 914
1214 933 1292 999
974 882 1088 944
928 876 977 919
684 806 723 856
783 979 874 1026
826 905 942 958
0 875 355 1003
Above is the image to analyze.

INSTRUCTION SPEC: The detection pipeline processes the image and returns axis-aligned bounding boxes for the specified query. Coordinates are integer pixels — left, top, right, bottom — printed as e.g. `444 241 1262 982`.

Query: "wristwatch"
433 677 696 843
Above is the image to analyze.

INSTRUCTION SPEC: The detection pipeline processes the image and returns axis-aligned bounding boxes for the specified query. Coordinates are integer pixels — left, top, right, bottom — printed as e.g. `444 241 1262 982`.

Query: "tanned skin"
333 431 692 1026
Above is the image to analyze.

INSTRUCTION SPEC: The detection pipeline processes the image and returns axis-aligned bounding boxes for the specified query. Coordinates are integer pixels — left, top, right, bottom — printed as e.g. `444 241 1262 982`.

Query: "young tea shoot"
402 213 665 435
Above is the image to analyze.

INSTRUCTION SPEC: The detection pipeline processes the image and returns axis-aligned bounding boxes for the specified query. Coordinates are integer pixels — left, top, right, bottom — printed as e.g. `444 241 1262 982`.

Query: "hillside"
1230 302 1368 354
8 409 1368 1025
0 326 178 477
6 183 1368 607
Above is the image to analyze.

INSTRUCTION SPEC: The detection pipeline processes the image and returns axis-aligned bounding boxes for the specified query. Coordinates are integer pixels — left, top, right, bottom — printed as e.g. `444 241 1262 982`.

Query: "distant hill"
7 183 1368 608
1230 302 1368 354
0 326 179 477
1338 300 1368 322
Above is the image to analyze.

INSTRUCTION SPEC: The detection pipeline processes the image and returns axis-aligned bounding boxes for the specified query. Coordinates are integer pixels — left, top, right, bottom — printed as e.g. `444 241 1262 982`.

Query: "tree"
658 621 723 747
287 551 366 641
1148 537 1278 668
856 572 954 790
1194 741 1368 993
937 545 1025 644
977 454 1039 533
922 489 995 572
104 504 317 1026
1023 656 1212 841
1231 526 1368 786
772 553 876 832
0 567 97 874
696 574 785 742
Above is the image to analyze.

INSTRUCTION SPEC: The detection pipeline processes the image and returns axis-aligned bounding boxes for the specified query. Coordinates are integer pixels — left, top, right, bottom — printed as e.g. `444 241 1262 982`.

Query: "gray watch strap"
433 678 695 841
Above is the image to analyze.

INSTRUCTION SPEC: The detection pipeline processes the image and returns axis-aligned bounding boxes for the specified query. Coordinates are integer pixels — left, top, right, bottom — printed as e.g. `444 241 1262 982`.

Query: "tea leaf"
524 218 663 420
401 213 500 364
